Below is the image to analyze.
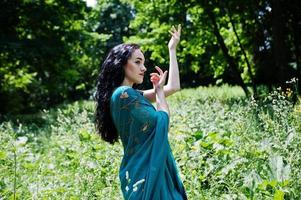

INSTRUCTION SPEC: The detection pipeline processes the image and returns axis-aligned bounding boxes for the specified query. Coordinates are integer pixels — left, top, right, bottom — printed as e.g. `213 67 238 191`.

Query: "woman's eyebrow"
136 57 144 61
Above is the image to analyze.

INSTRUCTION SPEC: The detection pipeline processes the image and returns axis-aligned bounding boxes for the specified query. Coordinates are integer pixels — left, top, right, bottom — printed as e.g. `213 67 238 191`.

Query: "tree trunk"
226 7 257 96
272 0 288 84
291 2 301 93
206 7 250 96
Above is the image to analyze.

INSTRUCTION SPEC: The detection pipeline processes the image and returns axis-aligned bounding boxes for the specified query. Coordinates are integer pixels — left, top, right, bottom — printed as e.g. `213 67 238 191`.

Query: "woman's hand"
150 66 168 91
168 24 181 50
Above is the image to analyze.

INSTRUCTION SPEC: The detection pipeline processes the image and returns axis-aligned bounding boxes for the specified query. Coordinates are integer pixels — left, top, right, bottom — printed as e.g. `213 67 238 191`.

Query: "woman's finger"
150 74 160 79
150 73 159 76
155 66 164 75
150 74 160 78
177 24 181 33
163 70 168 79
169 31 178 38
150 77 157 81
158 70 168 86
151 76 160 80
172 25 176 32
150 77 159 84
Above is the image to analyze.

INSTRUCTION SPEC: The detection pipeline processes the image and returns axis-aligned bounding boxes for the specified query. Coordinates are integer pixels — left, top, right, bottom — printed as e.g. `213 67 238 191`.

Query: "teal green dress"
110 86 188 200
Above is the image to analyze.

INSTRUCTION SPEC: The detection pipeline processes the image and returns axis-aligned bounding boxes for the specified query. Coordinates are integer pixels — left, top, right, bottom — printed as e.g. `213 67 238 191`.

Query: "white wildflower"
48 163 55 170
86 161 97 169
133 179 145 188
15 136 28 146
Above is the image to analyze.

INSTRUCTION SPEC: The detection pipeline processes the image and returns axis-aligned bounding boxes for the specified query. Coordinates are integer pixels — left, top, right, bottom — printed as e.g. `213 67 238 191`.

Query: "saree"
110 86 188 200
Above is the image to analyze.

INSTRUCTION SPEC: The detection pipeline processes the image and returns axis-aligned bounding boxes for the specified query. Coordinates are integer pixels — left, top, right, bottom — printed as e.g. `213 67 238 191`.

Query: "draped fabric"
110 86 188 200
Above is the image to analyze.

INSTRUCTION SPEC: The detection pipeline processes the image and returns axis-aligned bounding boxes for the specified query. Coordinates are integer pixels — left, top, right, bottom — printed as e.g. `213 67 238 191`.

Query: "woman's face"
123 49 147 85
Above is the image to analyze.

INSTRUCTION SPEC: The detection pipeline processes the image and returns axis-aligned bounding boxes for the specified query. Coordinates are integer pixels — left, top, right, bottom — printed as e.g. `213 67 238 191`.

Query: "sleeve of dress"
118 87 170 199
119 87 169 130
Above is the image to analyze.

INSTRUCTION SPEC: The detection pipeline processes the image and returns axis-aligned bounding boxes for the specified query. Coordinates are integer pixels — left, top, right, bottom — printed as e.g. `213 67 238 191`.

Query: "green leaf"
273 190 284 200
193 130 203 140
0 151 7 160
23 163 36 170
75 83 86 90
200 141 211 148
79 129 91 141
269 180 278 187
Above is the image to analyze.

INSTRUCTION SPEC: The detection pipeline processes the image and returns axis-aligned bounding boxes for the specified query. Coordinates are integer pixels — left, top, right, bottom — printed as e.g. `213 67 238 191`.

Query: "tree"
0 0 107 113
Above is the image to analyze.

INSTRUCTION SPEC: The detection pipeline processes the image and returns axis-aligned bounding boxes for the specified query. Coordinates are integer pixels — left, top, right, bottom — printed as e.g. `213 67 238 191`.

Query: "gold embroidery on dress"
142 124 148 132
120 93 137 110
140 122 151 133
120 91 129 99
135 101 140 108
121 104 129 110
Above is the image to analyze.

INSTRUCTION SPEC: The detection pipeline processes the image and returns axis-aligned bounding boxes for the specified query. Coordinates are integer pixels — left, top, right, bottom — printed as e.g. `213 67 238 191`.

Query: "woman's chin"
138 79 144 84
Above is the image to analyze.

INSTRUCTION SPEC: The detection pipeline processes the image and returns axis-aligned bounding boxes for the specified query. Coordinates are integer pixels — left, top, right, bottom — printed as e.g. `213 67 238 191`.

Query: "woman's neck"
121 78 133 87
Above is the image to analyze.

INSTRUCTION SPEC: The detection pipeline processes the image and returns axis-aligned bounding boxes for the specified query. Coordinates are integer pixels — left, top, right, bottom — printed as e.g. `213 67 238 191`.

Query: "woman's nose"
142 65 147 72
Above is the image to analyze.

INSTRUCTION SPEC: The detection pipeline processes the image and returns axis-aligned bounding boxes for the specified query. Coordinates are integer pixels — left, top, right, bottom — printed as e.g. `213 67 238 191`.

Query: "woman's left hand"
150 66 168 90
168 24 181 50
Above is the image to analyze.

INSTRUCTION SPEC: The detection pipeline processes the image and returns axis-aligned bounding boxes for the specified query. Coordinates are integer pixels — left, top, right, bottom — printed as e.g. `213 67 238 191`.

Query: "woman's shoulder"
112 85 130 94
111 86 140 100
112 86 135 95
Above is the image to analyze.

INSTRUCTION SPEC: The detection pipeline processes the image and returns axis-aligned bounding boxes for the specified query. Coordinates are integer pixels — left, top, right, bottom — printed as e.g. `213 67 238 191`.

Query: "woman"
95 25 187 200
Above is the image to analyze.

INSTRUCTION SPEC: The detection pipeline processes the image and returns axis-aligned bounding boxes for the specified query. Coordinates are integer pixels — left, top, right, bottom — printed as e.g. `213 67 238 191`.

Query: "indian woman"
95 25 188 200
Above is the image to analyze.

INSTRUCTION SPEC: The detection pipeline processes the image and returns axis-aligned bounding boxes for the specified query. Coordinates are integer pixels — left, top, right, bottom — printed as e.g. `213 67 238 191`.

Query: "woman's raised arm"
141 24 182 102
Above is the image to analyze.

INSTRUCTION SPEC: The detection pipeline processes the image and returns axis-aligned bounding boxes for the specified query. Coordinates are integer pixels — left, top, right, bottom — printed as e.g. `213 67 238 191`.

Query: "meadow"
0 85 300 199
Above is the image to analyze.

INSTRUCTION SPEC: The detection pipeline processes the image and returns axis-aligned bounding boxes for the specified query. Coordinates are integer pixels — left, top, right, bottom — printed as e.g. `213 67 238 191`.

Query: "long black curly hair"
95 43 141 144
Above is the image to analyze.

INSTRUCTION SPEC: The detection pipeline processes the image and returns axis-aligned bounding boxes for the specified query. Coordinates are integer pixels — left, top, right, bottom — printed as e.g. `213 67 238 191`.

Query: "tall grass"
0 85 300 199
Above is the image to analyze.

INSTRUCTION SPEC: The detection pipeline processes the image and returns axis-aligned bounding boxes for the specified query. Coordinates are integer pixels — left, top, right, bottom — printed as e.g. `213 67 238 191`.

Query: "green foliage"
125 0 301 92
1 86 300 199
0 101 122 198
1 0 301 112
0 0 137 114
0 0 101 113
92 0 134 47
124 0 260 87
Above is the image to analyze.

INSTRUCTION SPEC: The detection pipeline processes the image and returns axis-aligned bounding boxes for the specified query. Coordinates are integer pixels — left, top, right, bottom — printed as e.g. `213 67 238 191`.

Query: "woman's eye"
135 61 141 64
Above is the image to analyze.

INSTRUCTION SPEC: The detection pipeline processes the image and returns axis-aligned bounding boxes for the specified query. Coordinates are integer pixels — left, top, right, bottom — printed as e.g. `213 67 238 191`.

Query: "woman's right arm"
149 59 170 117
140 25 182 103
155 86 170 117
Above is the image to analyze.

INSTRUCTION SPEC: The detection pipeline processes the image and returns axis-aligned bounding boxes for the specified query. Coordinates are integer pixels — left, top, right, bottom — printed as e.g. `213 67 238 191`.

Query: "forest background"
1 0 300 114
